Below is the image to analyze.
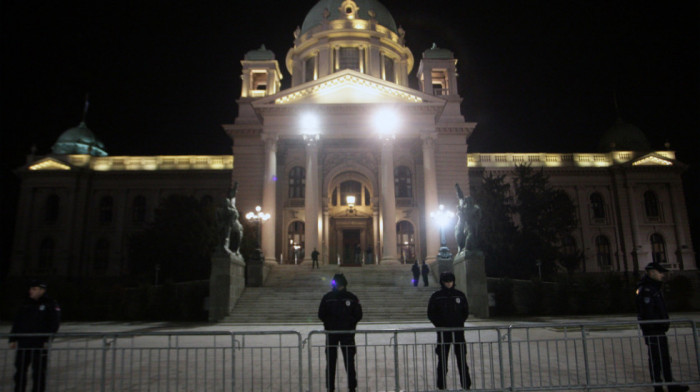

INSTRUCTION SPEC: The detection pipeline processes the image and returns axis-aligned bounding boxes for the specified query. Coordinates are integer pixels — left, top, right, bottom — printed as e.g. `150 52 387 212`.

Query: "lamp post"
245 206 270 252
430 204 455 272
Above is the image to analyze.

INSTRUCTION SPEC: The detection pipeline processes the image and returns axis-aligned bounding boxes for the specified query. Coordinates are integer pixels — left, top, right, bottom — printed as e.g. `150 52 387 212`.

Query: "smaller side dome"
422 43 454 59
244 45 275 61
597 118 651 152
51 122 108 156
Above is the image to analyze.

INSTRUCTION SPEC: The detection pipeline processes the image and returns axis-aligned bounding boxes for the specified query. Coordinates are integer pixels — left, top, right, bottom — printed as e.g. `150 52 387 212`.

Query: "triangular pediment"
629 153 674 167
27 157 72 171
253 69 444 106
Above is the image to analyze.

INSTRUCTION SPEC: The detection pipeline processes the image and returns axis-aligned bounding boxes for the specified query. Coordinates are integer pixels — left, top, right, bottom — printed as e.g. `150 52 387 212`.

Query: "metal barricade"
2 320 698 391
1 330 302 392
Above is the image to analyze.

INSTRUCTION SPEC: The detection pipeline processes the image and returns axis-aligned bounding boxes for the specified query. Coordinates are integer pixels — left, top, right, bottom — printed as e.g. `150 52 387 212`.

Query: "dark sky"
1 1 699 269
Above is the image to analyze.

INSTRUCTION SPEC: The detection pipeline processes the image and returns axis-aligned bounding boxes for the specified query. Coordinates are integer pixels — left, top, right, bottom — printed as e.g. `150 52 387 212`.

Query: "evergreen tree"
129 194 217 283
512 165 578 279
472 173 517 277
472 165 578 279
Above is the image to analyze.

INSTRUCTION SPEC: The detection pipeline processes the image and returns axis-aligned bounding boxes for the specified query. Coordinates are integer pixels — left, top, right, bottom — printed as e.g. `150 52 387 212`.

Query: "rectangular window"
383 56 395 83
305 56 315 82
338 47 360 71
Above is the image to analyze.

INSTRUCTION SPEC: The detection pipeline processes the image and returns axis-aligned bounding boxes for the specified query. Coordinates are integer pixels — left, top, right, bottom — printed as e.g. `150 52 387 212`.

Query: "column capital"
303 133 320 148
262 133 278 152
421 131 438 146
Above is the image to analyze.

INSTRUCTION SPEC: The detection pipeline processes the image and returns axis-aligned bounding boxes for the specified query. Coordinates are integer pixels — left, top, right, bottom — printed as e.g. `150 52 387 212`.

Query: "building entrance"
342 229 361 265
330 217 372 266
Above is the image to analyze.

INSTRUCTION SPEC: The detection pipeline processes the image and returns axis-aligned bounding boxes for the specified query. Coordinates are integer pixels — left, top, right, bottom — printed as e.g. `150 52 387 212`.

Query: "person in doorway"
354 244 362 264
318 273 362 392
411 260 420 286
636 262 689 392
421 261 430 287
9 279 61 392
428 272 471 390
311 248 320 269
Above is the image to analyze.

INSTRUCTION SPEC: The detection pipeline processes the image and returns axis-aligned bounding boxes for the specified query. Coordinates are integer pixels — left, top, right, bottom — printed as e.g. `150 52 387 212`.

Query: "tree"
472 165 578 279
128 194 218 283
471 173 518 277
512 165 578 279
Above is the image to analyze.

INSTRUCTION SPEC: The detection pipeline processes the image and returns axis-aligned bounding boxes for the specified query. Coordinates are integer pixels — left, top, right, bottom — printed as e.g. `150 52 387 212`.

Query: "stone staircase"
220 264 437 324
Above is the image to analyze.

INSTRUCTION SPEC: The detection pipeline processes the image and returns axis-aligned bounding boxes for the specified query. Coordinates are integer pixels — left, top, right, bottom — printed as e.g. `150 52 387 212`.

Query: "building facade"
9 0 695 278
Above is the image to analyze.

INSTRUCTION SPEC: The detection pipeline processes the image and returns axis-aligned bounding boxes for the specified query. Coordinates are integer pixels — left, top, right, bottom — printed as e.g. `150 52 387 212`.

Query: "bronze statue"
218 182 243 255
455 183 481 253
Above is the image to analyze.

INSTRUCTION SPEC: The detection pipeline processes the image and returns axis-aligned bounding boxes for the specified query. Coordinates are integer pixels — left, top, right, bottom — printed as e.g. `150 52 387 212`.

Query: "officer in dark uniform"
318 273 362 392
428 272 471 390
411 261 420 286
9 280 61 392
636 262 689 392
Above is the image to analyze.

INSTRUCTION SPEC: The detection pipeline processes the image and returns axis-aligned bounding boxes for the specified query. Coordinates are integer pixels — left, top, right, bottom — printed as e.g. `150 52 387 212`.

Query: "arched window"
644 191 660 219
650 233 667 264
132 195 147 224
287 221 305 264
561 235 577 256
44 194 60 223
38 237 54 269
595 235 612 268
340 180 362 206
99 196 114 224
94 238 110 270
590 192 606 220
396 221 416 264
394 166 412 198
289 166 305 199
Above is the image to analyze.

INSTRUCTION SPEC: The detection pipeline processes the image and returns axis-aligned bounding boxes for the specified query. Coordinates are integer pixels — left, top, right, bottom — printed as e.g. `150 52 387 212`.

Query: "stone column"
303 135 320 264
262 134 278 264
624 172 641 272
668 182 688 269
380 139 398 264
422 133 439 263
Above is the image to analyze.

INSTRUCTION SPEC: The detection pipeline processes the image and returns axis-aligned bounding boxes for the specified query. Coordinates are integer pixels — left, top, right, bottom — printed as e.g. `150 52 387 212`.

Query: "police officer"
318 273 362 392
9 280 61 392
428 272 471 390
636 262 689 392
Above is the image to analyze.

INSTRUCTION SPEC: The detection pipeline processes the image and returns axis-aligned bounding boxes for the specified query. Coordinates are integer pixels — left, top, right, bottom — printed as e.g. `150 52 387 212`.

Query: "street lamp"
245 206 270 250
430 204 455 261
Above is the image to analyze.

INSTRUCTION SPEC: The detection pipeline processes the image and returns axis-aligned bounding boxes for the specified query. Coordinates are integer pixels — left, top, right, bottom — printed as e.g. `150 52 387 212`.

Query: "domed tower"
51 121 107 156
286 0 414 87
240 45 283 99
598 117 651 152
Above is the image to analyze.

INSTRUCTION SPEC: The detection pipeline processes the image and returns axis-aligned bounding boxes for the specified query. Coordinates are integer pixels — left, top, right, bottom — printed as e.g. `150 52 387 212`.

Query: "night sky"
2 1 699 272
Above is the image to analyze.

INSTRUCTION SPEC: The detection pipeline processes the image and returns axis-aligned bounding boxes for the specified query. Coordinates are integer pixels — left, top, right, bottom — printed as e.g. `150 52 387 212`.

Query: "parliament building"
9 0 695 279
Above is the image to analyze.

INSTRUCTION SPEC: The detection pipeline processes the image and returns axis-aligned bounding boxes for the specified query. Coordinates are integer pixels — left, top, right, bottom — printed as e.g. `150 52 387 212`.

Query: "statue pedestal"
209 251 246 322
246 249 271 287
453 250 489 318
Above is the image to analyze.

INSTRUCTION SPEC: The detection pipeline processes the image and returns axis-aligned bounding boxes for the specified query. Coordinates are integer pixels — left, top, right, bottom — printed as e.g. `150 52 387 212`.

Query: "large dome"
597 118 651 152
301 0 398 34
51 122 108 156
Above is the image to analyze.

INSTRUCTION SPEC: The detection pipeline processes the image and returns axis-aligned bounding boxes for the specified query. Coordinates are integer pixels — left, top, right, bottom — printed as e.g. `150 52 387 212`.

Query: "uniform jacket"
318 288 362 331
10 295 61 347
412 263 420 277
428 285 469 328
635 274 670 336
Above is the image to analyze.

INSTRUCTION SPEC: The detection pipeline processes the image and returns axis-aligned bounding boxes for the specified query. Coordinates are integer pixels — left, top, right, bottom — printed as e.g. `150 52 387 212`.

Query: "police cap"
332 273 348 287
29 279 48 289
645 262 668 273
439 272 456 283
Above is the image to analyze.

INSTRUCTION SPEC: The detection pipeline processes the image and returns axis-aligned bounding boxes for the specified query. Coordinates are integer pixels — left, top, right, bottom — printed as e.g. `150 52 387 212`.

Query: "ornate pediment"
28 157 71 171
630 153 674 167
253 70 443 106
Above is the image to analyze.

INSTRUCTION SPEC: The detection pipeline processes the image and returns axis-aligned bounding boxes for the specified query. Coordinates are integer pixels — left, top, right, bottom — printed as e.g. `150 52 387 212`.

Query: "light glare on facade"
372 107 401 137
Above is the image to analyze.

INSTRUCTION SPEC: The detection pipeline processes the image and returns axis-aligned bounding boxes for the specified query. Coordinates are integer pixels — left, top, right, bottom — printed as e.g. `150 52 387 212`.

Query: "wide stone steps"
221 264 437 324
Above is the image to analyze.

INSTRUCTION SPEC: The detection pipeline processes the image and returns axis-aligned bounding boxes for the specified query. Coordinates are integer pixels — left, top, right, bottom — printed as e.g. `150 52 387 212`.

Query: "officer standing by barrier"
635 262 689 392
9 279 61 392
428 272 471 390
318 273 362 392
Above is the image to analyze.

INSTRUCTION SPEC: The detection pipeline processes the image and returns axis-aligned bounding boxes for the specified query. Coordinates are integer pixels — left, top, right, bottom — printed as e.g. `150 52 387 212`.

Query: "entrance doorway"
342 229 361 266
